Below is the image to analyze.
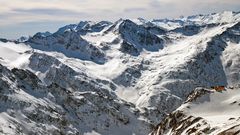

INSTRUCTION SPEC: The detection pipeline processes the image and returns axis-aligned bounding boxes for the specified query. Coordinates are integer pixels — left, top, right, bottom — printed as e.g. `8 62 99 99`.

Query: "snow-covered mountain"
149 87 240 135
151 11 240 30
0 11 239 135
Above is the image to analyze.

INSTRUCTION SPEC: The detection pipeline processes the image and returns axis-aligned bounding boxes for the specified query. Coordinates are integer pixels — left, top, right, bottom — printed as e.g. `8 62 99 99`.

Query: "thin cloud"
148 0 240 17
12 8 87 16
0 20 70 39
124 8 147 13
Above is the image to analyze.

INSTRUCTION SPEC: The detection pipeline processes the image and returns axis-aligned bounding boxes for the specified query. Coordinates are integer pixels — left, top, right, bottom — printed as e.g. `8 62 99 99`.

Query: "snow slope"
151 11 240 30
0 59 151 135
0 42 32 68
150 87 240 135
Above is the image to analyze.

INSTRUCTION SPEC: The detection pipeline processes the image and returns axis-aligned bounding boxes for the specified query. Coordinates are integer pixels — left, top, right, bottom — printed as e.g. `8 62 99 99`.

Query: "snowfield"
151 88 240 135
0 42 32 68
0 11 239 135
186 89 240 127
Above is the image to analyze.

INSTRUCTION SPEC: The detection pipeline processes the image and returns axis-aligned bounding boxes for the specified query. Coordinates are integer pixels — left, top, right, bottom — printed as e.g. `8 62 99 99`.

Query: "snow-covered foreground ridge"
150 87 240 135
0 11 239 135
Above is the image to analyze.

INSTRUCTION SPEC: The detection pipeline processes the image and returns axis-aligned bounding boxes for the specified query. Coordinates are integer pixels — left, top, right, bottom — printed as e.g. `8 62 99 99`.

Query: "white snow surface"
0 42 32 68
178 88 240 134
152 11 240 30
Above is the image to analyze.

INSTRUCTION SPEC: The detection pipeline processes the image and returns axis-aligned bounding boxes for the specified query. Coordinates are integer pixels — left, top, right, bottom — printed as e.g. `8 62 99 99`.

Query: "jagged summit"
56 20 112 35
152 11 240 30
118 19 164 51
27 27 106 64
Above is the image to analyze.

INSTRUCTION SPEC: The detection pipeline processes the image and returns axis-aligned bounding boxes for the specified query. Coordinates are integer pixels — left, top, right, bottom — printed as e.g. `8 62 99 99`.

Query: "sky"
0 0 239 39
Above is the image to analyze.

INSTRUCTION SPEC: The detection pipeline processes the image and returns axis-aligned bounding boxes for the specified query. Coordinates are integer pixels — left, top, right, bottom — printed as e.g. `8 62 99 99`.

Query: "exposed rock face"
77 21 112 35
149 110 210 135
171 23 218 36
118 19 164 52
56 21 112 35
28 52 116 92
0 63 152 135
119 41 139 56
27 30 106 63
113 63 143 87
149 88 240 135
184 87 213 103
142 23 167 35
0 38 9 43
151 11 240 30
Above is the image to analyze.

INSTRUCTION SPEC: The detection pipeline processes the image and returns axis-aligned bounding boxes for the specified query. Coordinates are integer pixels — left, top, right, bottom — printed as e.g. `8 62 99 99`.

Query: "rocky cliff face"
149 87 240 135
0 62 152 135
118 19 164 51
27 29 106 64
